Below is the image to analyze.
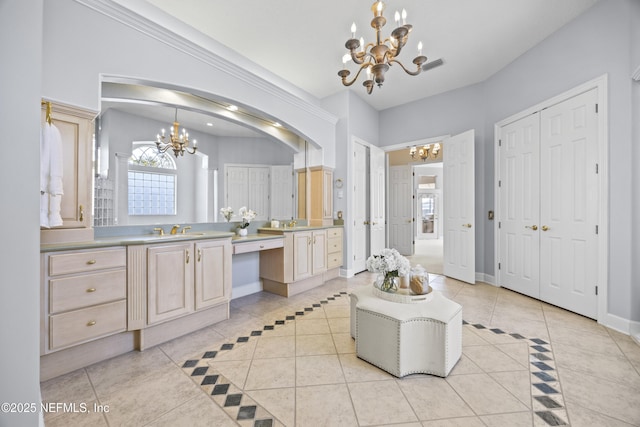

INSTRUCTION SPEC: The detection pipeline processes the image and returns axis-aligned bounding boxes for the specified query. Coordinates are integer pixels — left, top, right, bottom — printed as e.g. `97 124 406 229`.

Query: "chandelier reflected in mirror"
338 1 427 94
156 109 197 157
410 143 441 161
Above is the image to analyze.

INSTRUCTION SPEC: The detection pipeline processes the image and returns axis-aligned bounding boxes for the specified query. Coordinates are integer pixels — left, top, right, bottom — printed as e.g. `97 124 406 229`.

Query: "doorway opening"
412 164 443 275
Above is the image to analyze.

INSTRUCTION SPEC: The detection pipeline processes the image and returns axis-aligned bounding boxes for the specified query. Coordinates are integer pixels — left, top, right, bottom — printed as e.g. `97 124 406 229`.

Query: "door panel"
352 142 368 273
388 165 413 255
370 145 386 256
443 130 476 284
539 89 598 318
499 113 540 298
270 165 293 220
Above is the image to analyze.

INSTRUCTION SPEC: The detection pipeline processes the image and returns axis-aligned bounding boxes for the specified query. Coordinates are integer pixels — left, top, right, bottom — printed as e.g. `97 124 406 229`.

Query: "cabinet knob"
86 288 96 293
87 259 97 265
86 320 96 327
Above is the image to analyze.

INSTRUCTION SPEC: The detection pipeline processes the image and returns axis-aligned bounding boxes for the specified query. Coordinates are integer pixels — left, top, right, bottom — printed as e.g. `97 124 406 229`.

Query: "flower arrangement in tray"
366 248 411 292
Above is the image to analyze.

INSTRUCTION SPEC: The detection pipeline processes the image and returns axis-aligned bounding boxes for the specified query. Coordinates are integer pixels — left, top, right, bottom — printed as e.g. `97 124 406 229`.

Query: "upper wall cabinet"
41 101 96 244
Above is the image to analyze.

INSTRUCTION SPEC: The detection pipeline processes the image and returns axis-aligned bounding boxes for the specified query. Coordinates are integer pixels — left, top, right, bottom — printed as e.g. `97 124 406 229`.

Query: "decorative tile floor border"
182 291 570 427
465 321 568 426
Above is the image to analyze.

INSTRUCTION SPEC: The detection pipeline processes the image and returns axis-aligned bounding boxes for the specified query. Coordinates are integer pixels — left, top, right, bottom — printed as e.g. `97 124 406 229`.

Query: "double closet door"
498 88 599 319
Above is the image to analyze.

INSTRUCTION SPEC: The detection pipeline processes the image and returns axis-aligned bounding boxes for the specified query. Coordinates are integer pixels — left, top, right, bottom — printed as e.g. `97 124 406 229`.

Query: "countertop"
40 225 340 253
257 225 342 233
41 230 236 252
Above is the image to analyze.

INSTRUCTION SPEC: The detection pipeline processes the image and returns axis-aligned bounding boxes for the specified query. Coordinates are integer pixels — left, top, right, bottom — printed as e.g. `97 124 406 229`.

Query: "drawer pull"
86 320 96 327
186 250 190 264
260 245 264 249
86 288 96 293
87 259 97 265
197 248 201 262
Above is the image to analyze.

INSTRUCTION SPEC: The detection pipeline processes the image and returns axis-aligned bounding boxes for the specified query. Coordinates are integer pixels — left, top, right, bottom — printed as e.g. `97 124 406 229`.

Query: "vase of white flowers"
366 248 411 293
237 206 256 236
220 207 233 222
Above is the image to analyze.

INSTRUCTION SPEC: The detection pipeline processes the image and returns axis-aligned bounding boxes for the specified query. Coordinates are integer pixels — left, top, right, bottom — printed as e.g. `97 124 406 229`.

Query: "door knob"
462 223 472 228
542 225 549 231
525 225 538 231
364 220 370 225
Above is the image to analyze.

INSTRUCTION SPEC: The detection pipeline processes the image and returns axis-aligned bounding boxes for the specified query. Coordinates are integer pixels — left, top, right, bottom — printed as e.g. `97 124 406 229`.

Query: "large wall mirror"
93 80 309 227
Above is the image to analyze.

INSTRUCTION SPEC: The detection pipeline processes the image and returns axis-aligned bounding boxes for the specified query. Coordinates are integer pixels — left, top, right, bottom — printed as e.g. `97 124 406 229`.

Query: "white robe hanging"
40 123 64 228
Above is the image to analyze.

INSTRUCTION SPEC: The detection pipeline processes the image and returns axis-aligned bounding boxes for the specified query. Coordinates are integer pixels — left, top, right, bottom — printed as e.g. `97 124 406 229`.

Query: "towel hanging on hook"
41 100 52 125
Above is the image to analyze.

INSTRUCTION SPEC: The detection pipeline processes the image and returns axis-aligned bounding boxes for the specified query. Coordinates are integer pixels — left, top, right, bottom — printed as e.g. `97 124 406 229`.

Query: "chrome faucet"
170 224 181 235
180 226 192 234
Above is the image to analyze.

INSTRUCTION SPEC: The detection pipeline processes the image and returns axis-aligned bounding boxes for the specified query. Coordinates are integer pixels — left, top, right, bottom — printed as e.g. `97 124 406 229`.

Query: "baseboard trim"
231 281 263 299
630 321 640 345
476 272 497 286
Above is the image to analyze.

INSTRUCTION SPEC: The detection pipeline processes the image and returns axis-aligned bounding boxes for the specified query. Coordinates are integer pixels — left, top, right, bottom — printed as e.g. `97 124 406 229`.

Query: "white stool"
350 286 462 378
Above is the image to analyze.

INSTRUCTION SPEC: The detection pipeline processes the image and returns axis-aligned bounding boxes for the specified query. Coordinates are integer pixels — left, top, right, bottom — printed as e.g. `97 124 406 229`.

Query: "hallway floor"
41 272 640 427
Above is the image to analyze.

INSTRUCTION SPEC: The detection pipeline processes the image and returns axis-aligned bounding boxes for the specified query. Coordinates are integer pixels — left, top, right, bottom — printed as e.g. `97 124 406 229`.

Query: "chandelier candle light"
156 109 197 157
410 142 440 161
338 1 428 94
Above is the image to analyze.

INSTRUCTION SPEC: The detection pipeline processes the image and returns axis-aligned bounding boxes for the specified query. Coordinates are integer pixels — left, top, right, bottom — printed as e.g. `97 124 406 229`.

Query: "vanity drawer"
50 269 126 313
327 252 343 269
49 300 127 350
49 248 126 276
233 238 284 255
327 237 343 254
327 228 343 239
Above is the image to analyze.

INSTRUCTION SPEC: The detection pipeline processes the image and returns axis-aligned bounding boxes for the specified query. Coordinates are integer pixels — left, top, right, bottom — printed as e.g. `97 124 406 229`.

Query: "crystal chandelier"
338 1 427 94
156 109 197 157
410 143 440 161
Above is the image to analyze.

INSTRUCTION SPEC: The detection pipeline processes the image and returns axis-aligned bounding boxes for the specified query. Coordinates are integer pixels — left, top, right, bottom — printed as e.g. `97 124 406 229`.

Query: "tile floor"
41 272 640 426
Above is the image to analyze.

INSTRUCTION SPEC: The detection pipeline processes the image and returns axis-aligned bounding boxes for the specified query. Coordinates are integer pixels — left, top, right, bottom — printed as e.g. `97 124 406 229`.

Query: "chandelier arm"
350 50 365 65
340 62 373 87
387 58 422 76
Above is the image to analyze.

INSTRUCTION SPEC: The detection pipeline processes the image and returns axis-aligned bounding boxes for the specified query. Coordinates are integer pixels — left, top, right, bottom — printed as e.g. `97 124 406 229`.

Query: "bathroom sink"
158 232 206 238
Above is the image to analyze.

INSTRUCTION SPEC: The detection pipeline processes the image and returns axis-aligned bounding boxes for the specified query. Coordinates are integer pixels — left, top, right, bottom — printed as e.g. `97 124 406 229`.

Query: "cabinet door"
42 104 93 229
312 230 327 275
323 169 333 220
293 231 312 281
147 242 194 324
195 240 231 310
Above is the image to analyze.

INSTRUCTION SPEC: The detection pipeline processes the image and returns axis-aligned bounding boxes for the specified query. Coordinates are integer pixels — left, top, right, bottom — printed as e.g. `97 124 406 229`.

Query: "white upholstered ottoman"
350 286 462 377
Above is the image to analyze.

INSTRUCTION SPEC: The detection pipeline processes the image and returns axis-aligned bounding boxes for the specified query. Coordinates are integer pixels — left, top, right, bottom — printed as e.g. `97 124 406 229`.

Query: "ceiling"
101 101 265 139
143 0 599 111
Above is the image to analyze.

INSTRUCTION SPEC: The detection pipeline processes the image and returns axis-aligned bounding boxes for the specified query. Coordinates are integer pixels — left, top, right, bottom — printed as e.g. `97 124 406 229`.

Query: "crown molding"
74 0 338 125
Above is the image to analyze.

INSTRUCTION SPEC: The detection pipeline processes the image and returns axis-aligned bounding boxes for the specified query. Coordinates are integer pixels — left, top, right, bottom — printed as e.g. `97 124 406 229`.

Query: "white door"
270 165 293 219
499 113 541 298
369 145 386 255
539 89 599 318
248 167 270 221
225 166 248 216
388 165 413 255
443 130 476 284
352 142 368 273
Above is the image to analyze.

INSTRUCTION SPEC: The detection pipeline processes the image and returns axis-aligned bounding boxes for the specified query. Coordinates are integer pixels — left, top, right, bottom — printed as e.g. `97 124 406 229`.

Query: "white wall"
377 0 637 323
0 1 43 426
630 0 640 333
